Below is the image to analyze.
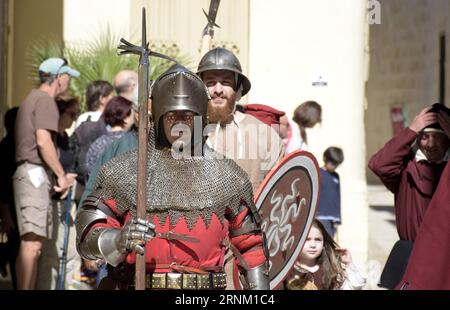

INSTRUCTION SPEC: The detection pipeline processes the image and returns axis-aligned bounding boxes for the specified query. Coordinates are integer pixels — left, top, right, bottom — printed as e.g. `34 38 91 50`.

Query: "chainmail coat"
92 129 255 230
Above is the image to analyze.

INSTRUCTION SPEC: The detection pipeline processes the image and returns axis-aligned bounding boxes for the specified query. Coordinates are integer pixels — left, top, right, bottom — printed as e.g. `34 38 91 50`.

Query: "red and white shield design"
234 151 320 290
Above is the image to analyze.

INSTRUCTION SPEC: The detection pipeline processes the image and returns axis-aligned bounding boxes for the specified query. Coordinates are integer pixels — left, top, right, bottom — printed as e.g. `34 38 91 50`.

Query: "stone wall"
9 0 63 111
366 0 450 184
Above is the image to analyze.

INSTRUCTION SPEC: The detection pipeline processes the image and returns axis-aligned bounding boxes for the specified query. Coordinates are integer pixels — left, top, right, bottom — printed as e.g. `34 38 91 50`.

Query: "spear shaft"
135 8 150 291
118 7 178 291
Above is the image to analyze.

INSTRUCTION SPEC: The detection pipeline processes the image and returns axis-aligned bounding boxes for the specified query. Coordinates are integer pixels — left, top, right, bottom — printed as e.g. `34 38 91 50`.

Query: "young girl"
286 220 366 290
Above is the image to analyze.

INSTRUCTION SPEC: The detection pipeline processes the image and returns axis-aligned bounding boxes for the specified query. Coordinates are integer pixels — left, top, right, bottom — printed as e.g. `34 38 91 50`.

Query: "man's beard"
208 100 235 125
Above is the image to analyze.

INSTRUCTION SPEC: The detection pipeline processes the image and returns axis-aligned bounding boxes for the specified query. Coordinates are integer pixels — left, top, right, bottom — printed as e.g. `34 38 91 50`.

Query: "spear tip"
142 7 147 49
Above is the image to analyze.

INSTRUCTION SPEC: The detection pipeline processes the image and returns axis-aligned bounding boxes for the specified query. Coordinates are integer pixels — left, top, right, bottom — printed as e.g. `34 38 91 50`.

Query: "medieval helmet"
151 64 210 144
197 47 251 97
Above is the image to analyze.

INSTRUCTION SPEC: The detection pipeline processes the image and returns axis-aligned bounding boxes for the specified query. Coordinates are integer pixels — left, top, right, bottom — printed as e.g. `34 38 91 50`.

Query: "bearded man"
197 48 285 192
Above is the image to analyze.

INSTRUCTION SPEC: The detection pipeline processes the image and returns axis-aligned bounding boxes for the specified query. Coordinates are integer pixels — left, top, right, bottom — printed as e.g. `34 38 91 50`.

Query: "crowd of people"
1 44 447 291
0 58 141 290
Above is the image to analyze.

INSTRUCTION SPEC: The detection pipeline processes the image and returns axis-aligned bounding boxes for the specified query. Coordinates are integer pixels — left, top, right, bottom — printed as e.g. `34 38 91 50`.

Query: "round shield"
233 151 320 290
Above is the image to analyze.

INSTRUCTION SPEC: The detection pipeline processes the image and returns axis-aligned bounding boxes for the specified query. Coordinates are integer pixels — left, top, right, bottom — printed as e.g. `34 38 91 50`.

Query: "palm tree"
27 29 191 111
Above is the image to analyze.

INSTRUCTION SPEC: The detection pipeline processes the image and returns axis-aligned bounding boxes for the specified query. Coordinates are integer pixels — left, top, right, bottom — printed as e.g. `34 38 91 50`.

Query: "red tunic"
91 200 266 273
368 128 447 241
396 164 450 289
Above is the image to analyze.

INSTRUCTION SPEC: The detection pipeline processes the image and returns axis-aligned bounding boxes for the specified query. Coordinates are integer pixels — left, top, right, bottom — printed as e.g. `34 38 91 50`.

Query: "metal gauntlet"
79 218 155 267
228 198 270 290
76 194 155 266
115 218 156 255
243 262 270 290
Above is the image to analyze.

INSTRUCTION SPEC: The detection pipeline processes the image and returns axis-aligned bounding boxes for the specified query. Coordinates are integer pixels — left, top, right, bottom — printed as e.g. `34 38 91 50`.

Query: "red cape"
396 162 450 289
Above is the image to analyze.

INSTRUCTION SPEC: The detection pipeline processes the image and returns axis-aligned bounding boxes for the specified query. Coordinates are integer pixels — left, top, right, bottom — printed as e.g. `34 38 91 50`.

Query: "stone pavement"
366 185 397 289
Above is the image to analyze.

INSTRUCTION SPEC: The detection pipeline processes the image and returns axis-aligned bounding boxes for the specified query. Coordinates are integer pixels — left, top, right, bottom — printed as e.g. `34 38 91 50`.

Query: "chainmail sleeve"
75 150 137 262
91 149 139 216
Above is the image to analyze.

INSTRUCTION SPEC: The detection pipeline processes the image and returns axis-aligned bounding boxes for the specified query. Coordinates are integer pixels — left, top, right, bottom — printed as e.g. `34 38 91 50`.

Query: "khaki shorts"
13 162 52 238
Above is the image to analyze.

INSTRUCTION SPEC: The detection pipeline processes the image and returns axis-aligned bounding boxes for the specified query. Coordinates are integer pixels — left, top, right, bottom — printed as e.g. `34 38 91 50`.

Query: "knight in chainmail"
75 64 269 290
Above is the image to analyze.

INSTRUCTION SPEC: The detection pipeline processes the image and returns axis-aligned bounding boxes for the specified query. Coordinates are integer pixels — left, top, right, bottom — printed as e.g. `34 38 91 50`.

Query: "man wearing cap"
197 48 285 193
369 104 450 242
13 57 79 289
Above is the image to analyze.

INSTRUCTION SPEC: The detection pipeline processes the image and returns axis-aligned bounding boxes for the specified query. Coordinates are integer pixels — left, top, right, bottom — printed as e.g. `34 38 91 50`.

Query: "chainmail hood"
92 128 254 230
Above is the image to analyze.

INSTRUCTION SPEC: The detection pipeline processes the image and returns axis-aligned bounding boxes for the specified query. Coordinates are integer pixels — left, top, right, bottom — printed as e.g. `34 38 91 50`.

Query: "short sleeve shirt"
15 89 59 165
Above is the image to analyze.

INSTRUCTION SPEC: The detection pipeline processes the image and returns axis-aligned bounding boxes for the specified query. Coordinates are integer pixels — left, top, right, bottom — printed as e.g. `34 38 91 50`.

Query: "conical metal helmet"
197 47 251 97
151 64 210 142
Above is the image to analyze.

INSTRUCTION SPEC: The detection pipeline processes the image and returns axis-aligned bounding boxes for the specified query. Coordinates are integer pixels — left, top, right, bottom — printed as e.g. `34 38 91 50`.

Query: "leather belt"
131 272 227 290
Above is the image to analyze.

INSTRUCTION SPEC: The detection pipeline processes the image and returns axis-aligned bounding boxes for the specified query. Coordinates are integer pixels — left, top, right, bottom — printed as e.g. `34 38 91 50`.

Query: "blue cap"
39 57 80 77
